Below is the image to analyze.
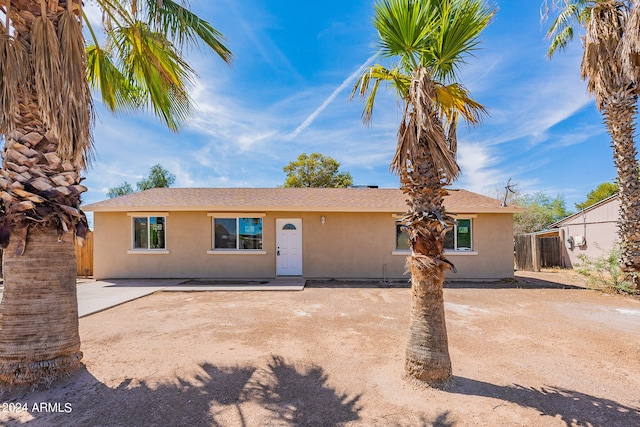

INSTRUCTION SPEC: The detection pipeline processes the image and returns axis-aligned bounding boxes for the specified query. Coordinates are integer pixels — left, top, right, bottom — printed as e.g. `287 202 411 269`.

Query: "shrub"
576 244 637 295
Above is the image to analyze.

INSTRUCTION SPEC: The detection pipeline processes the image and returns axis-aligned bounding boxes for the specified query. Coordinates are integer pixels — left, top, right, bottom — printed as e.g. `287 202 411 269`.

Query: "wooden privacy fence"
540 236 562 268
0 232 93 278
515 234 563 271
75 231 93 277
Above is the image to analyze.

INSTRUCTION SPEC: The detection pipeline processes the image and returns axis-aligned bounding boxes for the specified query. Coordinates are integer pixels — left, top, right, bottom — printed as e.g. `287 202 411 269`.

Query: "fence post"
531 235 541 272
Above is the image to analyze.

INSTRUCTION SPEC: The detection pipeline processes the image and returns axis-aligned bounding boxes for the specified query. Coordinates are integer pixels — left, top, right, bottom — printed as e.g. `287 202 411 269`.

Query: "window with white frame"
132 216 166 250
213 217 263 250
394 218 473 251
444 218 472 251
396 222 410 250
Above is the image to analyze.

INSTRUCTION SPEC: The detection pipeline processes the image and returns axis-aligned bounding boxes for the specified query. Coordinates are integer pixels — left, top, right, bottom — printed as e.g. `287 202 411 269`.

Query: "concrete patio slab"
76 277 306 317
76 279 187 318
163 277 306 292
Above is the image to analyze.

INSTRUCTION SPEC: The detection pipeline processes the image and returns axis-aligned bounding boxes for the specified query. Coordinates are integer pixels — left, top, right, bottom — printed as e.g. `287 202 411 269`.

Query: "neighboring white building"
550 194 619 268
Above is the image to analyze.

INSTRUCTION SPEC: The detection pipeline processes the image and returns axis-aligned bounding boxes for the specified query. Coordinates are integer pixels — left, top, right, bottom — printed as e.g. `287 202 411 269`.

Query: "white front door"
276 219 302 276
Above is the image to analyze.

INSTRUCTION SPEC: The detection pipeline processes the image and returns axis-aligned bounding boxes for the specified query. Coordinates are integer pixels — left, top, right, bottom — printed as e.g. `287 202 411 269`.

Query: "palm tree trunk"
0 228 81 385
402 152 453 386
405 259 452 385
0 3 89 385
603 92 640 289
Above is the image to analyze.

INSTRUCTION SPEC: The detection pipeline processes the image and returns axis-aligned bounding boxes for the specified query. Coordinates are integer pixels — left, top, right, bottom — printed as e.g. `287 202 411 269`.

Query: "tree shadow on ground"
430 411 455 427
443 278 585 290
448 377 640 427
306 278 585 290
46 364 257 427
2 356 361 427
254 355 362 426
306 279 410 289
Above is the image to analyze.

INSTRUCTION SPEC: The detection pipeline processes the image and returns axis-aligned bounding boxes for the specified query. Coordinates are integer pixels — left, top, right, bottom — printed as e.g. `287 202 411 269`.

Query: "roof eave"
549 193 619 228
83 205 521 214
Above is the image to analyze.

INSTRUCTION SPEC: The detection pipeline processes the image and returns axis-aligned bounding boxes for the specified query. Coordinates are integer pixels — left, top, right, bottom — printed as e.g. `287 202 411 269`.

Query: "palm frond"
0 33 28 136
31 11 63 139
621 0 640 84
86 44 142 112
111 20 195 130
58 10 94 169
351 64 411 124
84 8 142 113
424 0 495 82
146 0 232 64
350 67 383 126
96 0 137 26
391 68 459 181
546 3 581 38
548 26 575 57
373 0 439 69
580 1 628 108
546 3 582 57
447 115 458 156
435 82 487 125
86 0 230 131
543 0 595 58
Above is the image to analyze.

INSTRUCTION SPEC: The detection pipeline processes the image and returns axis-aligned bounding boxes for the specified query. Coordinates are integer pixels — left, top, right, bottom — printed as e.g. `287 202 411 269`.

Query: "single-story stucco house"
549 194 619 268
82 187 520 281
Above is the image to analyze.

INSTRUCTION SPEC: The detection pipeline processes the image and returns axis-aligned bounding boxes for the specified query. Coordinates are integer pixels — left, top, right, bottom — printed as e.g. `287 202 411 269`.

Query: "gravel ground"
1 270 639 426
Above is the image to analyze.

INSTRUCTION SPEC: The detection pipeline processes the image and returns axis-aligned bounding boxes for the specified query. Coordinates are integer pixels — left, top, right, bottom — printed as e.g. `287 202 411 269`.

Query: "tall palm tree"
0 0 231 386
544 0 640 290
352 0 492 386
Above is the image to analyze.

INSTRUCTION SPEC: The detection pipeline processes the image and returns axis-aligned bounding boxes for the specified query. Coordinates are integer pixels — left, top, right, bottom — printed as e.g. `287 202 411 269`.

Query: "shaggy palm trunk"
402 150 453 386
0 2 89 385
0 229 81 385
604 92 640 289
0 97 86 385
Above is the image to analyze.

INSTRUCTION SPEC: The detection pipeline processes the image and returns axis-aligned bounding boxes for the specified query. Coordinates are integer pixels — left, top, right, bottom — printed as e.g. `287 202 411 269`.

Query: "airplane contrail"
286 54 378 140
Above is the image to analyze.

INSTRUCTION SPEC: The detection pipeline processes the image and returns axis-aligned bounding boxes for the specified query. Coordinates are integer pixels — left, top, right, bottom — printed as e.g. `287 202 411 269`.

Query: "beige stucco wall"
92 210 514 280
445 213 514 279
557 198 619 268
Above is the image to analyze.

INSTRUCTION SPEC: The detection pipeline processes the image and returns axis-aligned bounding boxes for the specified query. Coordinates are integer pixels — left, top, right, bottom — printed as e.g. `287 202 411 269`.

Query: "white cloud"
456 142 506 195
450 37 602 204
286 54 378 140
83 1 103 31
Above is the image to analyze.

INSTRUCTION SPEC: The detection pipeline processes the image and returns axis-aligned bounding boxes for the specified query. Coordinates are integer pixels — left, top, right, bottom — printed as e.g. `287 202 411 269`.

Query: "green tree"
106 181 134 198
544 0 640 288
283 153 353 188
0 0 230 385
107 164 176 198
137 164 176 191
575 181 618 210
513 192 572 234
352 0 493 386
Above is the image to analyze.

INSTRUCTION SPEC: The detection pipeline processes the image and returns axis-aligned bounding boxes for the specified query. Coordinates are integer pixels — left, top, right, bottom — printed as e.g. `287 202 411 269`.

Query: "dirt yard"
1 270 640 426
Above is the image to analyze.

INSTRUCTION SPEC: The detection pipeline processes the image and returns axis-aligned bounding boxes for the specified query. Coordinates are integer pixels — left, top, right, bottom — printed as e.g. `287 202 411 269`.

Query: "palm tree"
352 0 492 386
0 0 231 386
544 0 640 290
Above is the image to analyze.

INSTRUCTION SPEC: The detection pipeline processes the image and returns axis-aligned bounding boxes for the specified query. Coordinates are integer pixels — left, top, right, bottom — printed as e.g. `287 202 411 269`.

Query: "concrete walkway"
76 277 306 318
76 279 185 318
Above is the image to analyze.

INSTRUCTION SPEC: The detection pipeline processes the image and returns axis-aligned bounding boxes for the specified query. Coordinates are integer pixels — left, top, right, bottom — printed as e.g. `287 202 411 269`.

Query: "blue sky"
82 0 617 212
